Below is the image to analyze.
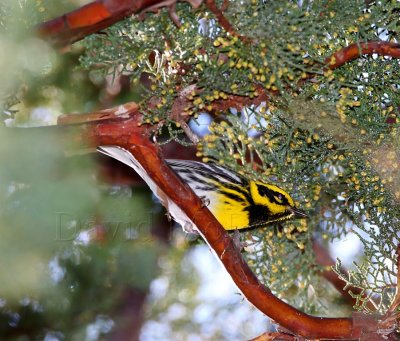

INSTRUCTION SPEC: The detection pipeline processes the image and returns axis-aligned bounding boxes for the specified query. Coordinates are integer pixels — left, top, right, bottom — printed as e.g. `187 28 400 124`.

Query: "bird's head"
249 181 307 219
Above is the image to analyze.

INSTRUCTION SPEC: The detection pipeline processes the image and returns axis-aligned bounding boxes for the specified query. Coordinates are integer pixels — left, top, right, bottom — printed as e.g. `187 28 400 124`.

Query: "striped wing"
97 146 252 231
167 160 252 230
166 159 244 186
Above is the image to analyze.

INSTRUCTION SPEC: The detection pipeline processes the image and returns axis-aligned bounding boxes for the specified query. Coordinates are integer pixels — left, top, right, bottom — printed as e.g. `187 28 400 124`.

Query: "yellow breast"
209 191 250 230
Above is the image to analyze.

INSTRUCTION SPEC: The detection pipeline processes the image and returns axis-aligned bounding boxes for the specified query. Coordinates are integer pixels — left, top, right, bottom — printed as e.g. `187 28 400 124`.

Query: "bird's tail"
97 145 197 233
97 145 141 171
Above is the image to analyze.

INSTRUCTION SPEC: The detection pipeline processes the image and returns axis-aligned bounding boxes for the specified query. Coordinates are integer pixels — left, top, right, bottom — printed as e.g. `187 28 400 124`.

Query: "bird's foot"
232 230 257 251
200 196 210 207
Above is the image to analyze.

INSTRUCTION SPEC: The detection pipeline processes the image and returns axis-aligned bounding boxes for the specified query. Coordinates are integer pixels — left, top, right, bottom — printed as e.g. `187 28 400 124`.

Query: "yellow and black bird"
98 146 307 233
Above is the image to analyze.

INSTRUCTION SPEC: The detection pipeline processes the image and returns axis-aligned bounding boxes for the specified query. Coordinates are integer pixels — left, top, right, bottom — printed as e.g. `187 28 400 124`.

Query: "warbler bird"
97 146 307 233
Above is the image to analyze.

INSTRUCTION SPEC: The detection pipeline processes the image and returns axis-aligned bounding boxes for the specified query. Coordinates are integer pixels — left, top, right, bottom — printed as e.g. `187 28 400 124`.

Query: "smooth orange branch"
37 0 247 47
57 102 140 125
37 0 195 47
69 112 376 339
326 41 400 69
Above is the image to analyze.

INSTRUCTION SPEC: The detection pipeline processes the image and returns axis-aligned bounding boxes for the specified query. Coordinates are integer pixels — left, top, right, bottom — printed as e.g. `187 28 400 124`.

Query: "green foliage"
80 0 400 314
80 1 400 121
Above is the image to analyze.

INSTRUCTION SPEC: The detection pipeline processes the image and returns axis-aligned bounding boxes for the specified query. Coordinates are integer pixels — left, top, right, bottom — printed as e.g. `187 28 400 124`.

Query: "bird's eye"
275 193 283 202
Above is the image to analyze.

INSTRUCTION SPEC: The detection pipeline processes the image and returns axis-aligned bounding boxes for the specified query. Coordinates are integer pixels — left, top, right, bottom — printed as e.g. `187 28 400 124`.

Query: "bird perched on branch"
98 146 307 234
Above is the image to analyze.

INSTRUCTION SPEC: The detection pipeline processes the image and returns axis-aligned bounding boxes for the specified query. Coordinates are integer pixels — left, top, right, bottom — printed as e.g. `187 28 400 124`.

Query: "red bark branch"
37 0 177 47
58 101 140 125
63 111 376 340
209 85 272 114
326 41 400 69
37 0 246 47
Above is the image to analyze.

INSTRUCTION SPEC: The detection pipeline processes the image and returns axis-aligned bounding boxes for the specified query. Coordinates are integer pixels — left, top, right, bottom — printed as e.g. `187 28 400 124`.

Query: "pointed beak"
288 207 308 218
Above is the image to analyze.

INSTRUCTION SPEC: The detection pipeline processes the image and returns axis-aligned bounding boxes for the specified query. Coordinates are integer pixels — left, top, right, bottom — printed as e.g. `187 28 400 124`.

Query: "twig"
56 85 268 144
138 0 202 27
325 41 400 69
179 120 200 144
313 240 378 312
208 84 271 113
376 244 400 338
57 102 140 125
